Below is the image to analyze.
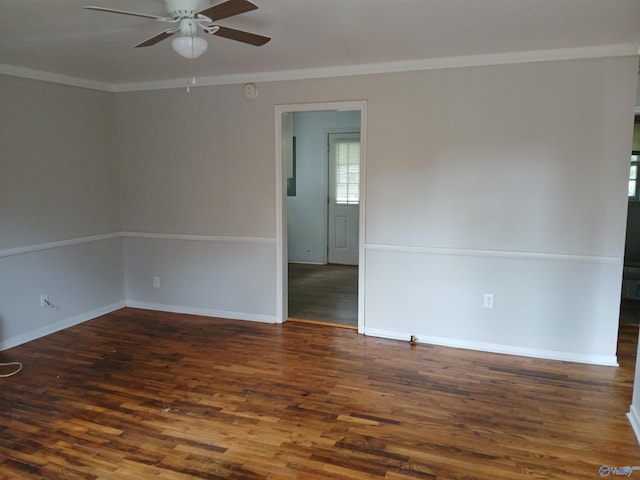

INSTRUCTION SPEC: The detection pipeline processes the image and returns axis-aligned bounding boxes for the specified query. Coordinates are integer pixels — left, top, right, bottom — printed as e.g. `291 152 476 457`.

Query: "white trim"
364 243 621 265
121 231 276 244
2 44 636 93
0 301 125 351
357 103 368 335
0 232 276 259
0 233 121 259
274 108 286 324
627 405 640 445
364 327 619 367
0 63 114 92
125 301 277 324
114 44 639 92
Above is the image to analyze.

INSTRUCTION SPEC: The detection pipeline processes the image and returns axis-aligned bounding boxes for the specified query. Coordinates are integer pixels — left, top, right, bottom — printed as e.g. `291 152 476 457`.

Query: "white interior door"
328 132 360 265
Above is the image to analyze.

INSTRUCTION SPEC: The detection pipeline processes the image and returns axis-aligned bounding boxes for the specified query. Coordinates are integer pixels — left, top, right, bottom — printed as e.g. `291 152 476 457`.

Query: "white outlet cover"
483 293 494 308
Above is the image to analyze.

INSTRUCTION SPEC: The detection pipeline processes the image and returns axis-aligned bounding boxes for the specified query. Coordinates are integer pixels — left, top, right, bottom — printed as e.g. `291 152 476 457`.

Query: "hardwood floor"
1 307 639 479
621 299 640 325
288 263 358 327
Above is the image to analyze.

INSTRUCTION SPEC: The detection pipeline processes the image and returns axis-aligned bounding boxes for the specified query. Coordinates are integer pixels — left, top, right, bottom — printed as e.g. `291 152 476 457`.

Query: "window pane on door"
336 141 360 204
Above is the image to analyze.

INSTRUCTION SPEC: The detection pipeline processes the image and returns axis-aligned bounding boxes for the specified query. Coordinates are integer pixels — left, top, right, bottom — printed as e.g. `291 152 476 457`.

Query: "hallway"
287 263 358 327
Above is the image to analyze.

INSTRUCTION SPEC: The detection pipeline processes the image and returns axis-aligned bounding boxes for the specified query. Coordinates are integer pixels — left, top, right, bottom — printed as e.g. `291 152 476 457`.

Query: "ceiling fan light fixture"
85 0 271 57
172 35 208 59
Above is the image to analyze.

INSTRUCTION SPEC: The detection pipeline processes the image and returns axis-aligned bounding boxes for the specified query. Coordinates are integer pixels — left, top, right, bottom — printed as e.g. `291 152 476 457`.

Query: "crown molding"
111 43 640 92
0 63 115 92
1 43 638 93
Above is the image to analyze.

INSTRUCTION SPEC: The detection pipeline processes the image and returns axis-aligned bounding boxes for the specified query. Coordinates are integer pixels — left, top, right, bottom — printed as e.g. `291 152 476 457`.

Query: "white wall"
116 56 637 364
0 53 636 367
361 59 636 364
115 86 278 320
287 110 361 263
0 75 124 349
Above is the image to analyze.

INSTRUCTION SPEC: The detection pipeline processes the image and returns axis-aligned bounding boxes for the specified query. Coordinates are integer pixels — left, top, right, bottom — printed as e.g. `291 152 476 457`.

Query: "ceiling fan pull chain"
186 76 197 93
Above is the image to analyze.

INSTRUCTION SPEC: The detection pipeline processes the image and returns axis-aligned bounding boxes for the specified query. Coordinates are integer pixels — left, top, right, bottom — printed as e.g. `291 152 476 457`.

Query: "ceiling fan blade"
135 28 178 48
208 25 270 46
197 0 258 22
83 6 172 21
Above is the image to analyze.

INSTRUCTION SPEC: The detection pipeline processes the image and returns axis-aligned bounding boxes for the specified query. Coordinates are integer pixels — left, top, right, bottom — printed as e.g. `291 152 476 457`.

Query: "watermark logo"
600 465 640 477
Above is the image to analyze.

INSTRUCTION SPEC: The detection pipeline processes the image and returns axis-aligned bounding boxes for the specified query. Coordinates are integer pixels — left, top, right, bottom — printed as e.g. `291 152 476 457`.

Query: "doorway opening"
274 101 367 332
621 115 640 327
287 263 358 328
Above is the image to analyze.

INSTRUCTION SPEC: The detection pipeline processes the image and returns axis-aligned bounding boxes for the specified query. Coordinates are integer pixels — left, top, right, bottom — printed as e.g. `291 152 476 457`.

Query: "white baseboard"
627 405 640 445
125 301 278 324
1 300 277 352
364 327 619 367
2 302 618 367
1 301 125 351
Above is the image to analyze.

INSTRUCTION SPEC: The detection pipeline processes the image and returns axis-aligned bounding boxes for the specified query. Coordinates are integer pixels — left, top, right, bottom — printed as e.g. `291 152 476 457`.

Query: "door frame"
274 101 367 333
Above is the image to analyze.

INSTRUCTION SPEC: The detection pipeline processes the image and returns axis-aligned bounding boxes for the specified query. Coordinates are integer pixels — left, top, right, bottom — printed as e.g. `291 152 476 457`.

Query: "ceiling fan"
84 0 270 59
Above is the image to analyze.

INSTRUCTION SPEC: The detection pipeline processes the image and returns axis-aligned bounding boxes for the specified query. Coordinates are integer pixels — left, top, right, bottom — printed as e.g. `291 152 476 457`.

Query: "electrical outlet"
483 293 494 309
40 293 49 308
153 276 161 289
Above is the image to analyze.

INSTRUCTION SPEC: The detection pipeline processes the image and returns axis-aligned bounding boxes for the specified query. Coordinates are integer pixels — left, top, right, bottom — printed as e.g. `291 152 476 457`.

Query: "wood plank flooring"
621 299 640 325
288 263 358 327
1 307 639 479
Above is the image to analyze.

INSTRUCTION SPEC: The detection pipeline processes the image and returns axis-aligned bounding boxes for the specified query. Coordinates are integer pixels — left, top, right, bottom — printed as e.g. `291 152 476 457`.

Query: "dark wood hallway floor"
287 263 358 327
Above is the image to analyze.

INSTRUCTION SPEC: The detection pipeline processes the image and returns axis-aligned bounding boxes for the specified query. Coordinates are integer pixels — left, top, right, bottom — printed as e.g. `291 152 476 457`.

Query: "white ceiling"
2 0 640 89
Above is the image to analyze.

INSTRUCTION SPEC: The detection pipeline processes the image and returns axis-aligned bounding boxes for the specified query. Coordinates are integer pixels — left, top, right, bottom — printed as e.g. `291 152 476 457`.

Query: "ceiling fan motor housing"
178 18 199 35
165 0 210 19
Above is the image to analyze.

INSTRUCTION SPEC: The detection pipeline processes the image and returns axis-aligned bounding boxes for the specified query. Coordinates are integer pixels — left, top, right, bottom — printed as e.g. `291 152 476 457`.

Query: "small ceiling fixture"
172 35 208 59
84 0 270 60
171 19 210 59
